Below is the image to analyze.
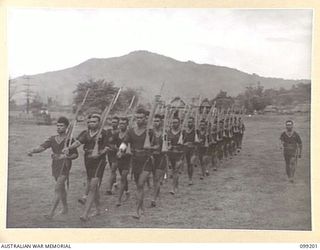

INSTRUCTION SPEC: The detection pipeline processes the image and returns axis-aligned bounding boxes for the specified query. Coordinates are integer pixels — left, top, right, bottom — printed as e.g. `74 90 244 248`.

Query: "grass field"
7 114 311 229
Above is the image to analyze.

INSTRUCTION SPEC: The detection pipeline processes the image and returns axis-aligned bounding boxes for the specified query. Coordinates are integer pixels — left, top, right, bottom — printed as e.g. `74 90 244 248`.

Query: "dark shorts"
224 137 231 144
209 143 217 153
132 154 153 182
284 153 296 164
233 133 239 145
184 146 195 155
108 152 117 164
153 153 166 171
168 151 184 163
216 141 224 160
52 159 72 180
184 146 196 164
117 154 131 171
198 146 208 156
84 156 107 179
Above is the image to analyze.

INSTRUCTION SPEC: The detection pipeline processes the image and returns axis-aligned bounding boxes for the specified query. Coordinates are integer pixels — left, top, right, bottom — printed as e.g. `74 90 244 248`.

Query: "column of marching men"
27 89 245 222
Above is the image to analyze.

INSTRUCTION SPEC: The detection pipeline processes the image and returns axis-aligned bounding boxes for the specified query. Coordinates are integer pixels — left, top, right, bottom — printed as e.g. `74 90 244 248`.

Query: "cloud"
7 8 312 79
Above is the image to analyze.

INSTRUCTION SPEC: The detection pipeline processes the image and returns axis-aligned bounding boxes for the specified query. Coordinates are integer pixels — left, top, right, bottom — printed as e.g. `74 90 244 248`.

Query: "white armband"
119 142 127 151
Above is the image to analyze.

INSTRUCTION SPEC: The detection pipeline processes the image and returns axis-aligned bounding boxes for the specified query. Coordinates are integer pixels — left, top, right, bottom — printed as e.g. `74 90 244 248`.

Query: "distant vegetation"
10 77 311 116
201 81 310 114
73 78 140 115
234 82 310 113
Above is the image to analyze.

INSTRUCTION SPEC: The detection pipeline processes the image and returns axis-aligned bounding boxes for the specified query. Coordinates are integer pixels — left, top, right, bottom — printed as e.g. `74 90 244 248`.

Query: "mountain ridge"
12 50 310 105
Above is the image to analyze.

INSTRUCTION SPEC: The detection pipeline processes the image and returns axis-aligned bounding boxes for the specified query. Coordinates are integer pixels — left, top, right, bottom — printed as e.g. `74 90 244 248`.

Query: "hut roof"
170 96 186 108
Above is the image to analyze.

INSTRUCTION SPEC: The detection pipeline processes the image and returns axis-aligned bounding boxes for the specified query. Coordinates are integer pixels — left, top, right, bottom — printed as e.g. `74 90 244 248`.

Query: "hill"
11 50 310 105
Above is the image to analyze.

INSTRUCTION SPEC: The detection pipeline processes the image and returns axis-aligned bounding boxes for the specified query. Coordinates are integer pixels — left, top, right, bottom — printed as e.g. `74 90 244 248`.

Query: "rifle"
128 99 139 128
143 83 165 149
125 95 136 116
126 98 140 155
223 108 230 138
66 88 90 149
143 98 158 149
229 105 235 138
161 104 170 152
124 97 138 180
216 107 221 141
234 108 239 133
240 106 245 134
168 106 177 126
205 102 216 147
91 87 122 157
59 88 90 185
156 102 164 116
178 105 191 145
194 96 202 143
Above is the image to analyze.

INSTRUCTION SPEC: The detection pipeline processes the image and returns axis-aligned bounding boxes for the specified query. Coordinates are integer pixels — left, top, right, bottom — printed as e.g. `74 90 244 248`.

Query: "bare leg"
218 146 224 167
199 154 205 179
93 183 101 216
289 156 296 182
80 177 100 221
239 135 243 149
229 141 234 158
211 153 216 171
146 175 152 189
185 151 193 184
212 153 219 171
151 169 164 207
59 176 68 214
105 162 117 195
284 155 291 179
133 170 150 219
85 177 90 195
203 154 210 175
117 169 129 206
224 143 229 159
45 175 67 219
78 177 90 205
171 159 182 194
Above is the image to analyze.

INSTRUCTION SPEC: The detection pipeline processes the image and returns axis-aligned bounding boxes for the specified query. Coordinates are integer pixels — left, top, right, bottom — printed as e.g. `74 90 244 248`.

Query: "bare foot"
59 208 68 215
132 215 140 220
150 201 156 208
105 190 112 196
116 202 121 207
123 192 130 201
78 197 86 205
80 215 88 222
141 208 145 215
89 209 101 218
43 214 53 220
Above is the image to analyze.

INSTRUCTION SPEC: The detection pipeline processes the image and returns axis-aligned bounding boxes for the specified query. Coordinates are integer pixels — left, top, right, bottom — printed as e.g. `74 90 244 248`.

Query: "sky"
7 8 313 80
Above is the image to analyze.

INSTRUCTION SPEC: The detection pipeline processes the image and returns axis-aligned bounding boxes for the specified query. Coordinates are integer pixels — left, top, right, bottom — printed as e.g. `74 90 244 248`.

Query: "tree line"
209 82 310 113
10 78 310 115
73 79 310 115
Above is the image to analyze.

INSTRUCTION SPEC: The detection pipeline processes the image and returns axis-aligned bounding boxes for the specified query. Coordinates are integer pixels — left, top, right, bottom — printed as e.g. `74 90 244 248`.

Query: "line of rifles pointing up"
30 86 245 222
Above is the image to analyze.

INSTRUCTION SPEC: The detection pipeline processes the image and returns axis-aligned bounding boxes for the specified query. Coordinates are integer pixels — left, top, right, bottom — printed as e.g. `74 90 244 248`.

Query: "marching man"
27 117 78 220
280 120 302 183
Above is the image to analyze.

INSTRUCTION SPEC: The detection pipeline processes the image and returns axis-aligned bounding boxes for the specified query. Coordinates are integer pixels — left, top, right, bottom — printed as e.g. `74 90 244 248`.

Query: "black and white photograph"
7 8 312 230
